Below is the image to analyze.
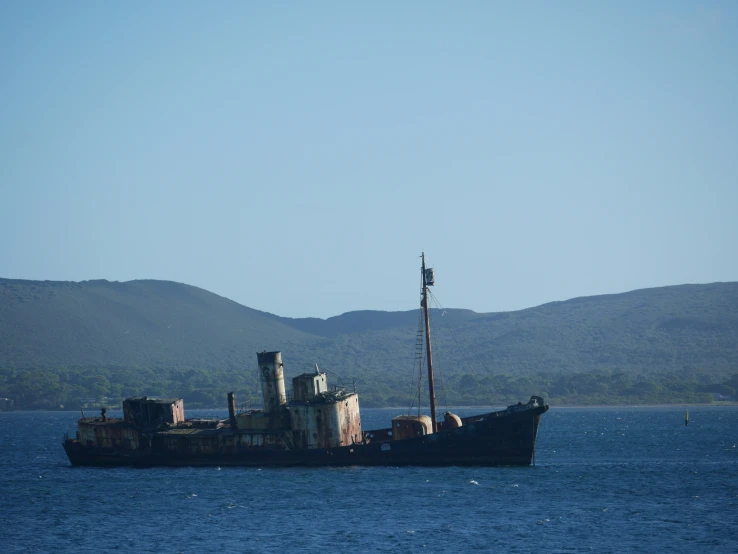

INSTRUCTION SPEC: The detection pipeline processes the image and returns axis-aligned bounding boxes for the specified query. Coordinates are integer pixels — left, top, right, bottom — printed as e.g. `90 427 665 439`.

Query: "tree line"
1 365 735 411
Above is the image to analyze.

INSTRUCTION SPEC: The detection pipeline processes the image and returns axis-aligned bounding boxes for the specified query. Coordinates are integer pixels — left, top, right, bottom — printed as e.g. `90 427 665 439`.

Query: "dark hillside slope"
0 278 317 369
438 283 738 375
274 283 738 382
1 278 736 380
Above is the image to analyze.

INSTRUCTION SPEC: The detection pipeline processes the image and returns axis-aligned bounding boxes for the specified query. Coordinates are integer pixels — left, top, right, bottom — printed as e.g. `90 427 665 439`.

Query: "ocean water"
1 406 736 553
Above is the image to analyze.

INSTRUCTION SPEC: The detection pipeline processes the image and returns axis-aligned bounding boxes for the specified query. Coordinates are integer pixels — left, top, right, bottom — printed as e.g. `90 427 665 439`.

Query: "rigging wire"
416 341 426 418
427 288 496 407
408 305 426 415
427 304 450 414
408 269 427 415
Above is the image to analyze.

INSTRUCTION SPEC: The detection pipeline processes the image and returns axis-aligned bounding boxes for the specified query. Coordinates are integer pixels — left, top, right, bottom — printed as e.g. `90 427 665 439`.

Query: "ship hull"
63 405 547 468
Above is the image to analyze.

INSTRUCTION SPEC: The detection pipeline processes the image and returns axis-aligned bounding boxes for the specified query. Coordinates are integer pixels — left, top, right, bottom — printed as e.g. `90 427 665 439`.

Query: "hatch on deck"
392 415 433 440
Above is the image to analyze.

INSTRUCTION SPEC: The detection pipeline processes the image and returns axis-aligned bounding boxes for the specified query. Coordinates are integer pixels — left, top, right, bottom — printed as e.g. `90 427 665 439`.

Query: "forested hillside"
1 278 737 409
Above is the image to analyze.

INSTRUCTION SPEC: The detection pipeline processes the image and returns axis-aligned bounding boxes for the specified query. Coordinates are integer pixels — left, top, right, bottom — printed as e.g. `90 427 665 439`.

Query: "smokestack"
256 351 287 412
227 392 237 428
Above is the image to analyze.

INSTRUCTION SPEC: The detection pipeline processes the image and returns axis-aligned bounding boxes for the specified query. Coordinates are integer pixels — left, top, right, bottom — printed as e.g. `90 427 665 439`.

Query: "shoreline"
3 402 737 413
376 403 738 409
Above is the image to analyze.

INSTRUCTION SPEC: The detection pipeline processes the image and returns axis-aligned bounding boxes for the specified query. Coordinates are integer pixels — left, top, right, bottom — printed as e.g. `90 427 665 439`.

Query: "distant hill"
1 278 737 377
1 278 738 409
0 278 318 370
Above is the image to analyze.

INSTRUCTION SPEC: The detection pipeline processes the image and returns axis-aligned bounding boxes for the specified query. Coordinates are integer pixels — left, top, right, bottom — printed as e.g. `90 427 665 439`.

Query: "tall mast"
421 252 438 433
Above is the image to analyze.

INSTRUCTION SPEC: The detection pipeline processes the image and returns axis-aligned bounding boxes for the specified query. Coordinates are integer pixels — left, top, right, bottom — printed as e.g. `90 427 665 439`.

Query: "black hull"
64 406 547 468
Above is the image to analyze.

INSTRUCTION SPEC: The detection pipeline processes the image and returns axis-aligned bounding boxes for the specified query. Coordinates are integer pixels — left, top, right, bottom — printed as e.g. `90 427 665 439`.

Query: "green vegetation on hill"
1 278 737 409
1 364 735 411
0 278 316 369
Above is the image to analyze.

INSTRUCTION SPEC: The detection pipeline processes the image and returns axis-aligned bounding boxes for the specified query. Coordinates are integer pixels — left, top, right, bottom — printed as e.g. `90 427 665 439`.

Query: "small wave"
469 479 479 485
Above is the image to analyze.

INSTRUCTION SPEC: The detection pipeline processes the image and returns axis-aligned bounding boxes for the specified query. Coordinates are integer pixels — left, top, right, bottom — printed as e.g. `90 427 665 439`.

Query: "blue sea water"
1 406 737 553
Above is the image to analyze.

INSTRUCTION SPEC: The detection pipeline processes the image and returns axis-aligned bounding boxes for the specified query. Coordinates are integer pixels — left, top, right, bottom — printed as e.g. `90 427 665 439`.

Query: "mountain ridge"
1 277 737 376
2 277 737 409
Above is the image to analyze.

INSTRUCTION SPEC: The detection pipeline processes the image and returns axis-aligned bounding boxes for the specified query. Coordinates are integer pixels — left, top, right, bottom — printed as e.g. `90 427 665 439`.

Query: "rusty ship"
63 254 549 467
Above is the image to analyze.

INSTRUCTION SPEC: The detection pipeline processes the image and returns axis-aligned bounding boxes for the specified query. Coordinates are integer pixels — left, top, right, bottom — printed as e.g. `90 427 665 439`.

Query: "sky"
1 1 737 318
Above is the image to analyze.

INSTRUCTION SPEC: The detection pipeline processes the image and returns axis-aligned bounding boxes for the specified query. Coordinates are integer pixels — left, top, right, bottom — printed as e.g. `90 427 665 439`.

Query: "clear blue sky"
1 1 736 318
